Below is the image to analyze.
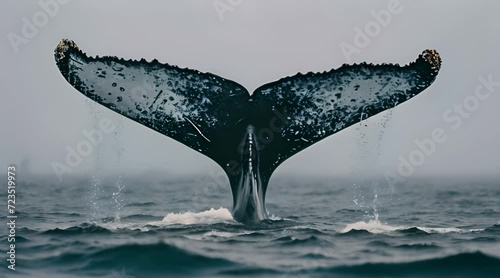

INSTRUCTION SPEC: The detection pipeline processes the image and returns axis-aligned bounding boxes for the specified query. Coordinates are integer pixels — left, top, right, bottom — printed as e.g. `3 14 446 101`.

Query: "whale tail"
55 39 441 222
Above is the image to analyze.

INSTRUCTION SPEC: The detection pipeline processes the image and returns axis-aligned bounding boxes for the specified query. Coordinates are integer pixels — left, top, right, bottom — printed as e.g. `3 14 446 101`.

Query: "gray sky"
1 0 499 181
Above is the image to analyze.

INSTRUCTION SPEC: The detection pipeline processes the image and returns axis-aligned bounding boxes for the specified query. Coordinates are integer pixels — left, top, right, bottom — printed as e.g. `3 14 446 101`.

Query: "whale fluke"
55 39 441 223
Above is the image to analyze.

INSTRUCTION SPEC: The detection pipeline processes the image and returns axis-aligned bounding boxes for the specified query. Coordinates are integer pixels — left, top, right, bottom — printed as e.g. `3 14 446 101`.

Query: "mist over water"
3 174 499 277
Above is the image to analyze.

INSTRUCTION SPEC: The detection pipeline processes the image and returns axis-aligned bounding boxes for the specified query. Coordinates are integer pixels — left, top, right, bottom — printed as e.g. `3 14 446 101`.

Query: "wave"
338 228 374 236
485 223 500 233
38 214 498 242
161 207 235 225
397 227 429 235
42 223 111 235
32 241 263 277
466 236 498 243
89 208 236 231
394 243 441 250
273 235 328 246
340 219 487 235
120 213 160 221
314 252 500 276
126 201 156 207
184 230 252 240
40 208 300 235
340 219 404 234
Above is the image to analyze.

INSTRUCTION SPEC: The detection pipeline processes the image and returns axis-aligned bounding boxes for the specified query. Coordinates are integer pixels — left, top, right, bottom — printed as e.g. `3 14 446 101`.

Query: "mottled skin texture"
55 39 441 223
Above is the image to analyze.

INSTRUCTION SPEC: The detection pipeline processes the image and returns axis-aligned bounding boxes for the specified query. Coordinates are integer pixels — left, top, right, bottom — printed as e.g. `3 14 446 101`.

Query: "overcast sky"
1 0 499 182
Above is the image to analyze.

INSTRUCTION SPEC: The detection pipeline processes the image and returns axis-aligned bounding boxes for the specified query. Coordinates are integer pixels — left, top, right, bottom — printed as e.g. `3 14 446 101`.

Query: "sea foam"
161 207 235 225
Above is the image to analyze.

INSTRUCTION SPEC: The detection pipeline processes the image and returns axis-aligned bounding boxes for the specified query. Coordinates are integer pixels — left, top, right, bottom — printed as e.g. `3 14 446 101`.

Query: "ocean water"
2 175 499 278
